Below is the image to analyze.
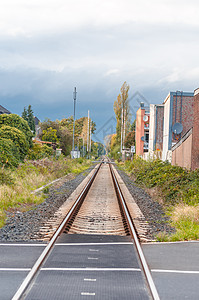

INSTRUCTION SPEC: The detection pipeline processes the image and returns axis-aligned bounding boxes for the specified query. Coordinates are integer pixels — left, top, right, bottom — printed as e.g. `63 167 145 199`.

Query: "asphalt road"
1 240 199 299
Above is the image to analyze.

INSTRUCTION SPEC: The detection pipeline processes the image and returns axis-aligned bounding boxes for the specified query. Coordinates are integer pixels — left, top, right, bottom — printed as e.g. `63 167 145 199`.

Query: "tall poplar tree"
113 81 131 149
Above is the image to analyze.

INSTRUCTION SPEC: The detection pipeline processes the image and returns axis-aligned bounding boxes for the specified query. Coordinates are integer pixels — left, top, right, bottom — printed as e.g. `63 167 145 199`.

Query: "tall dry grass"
0 157 92 227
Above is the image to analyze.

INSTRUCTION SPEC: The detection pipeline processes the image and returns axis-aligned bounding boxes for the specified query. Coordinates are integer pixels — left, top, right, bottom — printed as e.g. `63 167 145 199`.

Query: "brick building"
149 104 164 159
172 89 199 169
162 91 194 161
136 103 150 157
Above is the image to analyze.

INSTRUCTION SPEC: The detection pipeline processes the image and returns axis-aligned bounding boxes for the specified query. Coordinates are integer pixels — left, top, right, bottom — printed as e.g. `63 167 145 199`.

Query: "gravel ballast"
116 166 175 240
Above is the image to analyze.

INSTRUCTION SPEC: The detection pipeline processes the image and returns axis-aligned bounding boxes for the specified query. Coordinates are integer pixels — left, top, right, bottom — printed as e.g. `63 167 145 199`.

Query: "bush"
0 126 29 160
27 143 53 160
121 157 199 206
42 127 59 143
0 138 20 168
0 114 33 147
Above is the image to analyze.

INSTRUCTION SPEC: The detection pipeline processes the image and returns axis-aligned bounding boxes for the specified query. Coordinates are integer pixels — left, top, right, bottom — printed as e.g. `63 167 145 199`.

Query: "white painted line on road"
81 292 95 296
0 268 31 271
152 269 199 274
89 249 99 252
55 242 133 246
84 278 96 281
145 240 199 245
0 244 46 247
41 268 141 271
88 257 98 260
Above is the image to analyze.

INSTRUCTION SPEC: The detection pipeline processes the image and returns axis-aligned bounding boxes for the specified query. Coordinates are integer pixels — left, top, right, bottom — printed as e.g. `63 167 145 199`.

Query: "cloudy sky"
0 0 199 142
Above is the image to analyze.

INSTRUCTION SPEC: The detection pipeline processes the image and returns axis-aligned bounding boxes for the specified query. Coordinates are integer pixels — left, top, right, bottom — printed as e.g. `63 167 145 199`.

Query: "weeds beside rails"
0 157 92 228
118 157 199 241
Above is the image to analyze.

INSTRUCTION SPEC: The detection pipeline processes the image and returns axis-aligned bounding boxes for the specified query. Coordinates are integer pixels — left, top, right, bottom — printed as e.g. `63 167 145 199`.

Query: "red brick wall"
172 95 194 142
192 91 199 170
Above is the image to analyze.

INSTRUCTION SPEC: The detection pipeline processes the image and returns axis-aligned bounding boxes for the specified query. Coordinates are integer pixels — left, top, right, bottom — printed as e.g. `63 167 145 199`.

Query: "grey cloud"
0 21 198 142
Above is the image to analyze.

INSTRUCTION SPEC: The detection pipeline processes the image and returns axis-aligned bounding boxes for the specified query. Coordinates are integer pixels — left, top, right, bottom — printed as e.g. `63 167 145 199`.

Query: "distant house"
135 102 150 157
0 105 11 115
34 116 41 136
149 104 164 159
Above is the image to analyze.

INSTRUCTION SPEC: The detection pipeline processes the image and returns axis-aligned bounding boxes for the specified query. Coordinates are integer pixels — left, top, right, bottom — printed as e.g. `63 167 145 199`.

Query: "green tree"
39 116 96 156
124 131 135 148
42 127 59 143
131 119 136 132
59 127 73 156
39 119 72 155
113 82 131 147
27 105 35 134
60 116 96 137
0 138 20 168
0 114 33 147
22 107 28 122
0 125 29 160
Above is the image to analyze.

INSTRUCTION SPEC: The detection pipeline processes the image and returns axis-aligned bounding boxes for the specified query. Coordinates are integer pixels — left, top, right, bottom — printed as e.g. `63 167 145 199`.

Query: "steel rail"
109 164 160 300
12 162 102 300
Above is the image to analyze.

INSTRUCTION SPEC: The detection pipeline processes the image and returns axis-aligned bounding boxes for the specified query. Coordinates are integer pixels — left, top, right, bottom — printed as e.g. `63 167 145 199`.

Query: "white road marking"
152 269 199 274
89 249 99 252
55 242 133 246
1 268 197 274
0 268 31 271
81 292 95 296
145 240 199 245
41 268 141 271
84 278 97 281
0 244 46 247
88 257 98 260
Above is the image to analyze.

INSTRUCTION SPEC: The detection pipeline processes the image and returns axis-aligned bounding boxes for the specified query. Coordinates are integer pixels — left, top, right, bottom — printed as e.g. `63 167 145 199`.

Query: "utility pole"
123 109 126 147
89 117 92 153
121 106 123 153
87 110 89 153
72 87 77 156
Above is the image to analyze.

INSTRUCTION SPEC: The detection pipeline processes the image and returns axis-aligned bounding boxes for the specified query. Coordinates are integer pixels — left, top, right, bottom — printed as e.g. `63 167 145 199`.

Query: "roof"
0 105 11 114
34 116 40 125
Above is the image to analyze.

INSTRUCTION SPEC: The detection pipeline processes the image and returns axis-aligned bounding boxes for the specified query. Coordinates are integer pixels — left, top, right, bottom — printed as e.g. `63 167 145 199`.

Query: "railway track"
12 159 159 300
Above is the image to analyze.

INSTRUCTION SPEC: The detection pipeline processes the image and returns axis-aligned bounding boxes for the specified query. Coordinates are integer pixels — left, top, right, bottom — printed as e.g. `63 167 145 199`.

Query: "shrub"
0 114 33 147
0 138 20 168
0 126 29 160
121 157 199 206
42 127 59 143
27 143 53 160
